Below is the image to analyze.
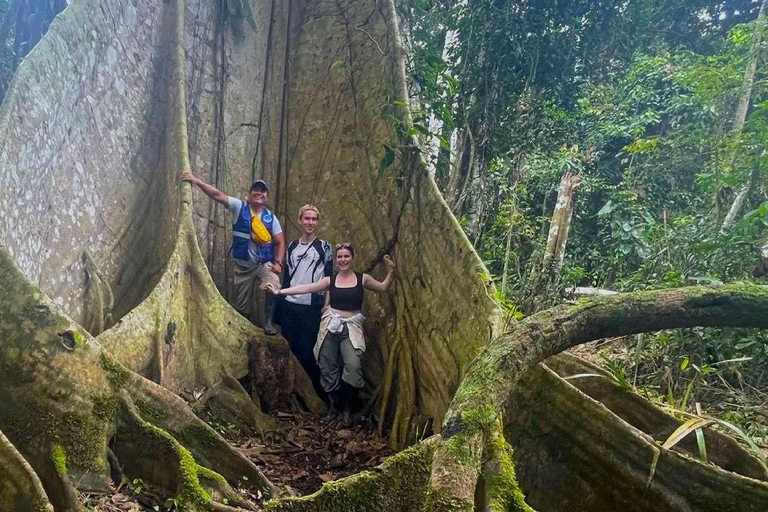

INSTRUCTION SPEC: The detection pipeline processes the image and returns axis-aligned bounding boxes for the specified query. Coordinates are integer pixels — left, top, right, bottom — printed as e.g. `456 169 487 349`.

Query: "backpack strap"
283 240 300 287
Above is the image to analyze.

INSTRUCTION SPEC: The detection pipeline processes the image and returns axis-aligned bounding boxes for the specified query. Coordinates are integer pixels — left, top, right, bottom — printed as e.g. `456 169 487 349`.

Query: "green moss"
452 358 496 410
134 398 169 422
99 353 131 390
484 423 532 512
444 432 474 465
264 438 436 511
48 409 110 473
72 331 86 348
51 444 67 476
461 404 499 431
176 423 225 451
423 488 473 512
132 416 212 507
91 395 119 420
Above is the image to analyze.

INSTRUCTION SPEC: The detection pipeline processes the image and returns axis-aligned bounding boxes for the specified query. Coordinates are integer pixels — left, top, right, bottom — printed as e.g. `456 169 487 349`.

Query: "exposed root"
0 428 54 512
426 284 768 511
101 355 278 498
476 420 532 512
115 390 252 511
264 437 437 512
203 368 277 436
289 355 327 416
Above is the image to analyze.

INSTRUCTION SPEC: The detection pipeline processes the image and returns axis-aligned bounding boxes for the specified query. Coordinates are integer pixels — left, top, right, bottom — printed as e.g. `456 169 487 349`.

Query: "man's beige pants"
233 262 281 320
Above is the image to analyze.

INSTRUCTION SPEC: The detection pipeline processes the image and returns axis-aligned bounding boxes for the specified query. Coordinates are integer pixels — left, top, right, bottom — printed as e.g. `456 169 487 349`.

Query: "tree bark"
445 128 474 215
2 0 768 509
521 172 581 312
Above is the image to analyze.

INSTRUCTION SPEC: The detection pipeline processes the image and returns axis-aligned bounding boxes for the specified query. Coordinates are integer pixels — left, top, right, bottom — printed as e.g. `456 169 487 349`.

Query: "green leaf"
680 357 689 370
379 145 396 172
330 60 345 71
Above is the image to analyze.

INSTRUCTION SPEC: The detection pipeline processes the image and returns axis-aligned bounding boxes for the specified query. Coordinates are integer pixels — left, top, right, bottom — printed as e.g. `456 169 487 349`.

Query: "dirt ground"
80 411 391 511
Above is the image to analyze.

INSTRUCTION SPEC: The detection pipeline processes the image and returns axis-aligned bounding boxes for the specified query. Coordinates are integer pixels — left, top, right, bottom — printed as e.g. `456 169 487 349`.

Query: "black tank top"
329 272 364 311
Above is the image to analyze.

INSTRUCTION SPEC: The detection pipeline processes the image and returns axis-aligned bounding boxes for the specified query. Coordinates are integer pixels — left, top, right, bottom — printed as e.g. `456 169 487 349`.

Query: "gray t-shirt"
227 196 283 265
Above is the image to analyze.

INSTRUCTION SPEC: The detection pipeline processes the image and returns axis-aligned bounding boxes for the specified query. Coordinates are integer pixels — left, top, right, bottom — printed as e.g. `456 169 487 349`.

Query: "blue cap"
250 179 268 192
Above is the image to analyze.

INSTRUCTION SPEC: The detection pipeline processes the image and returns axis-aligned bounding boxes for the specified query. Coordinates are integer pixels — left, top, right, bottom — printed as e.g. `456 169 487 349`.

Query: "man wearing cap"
181 172 285 335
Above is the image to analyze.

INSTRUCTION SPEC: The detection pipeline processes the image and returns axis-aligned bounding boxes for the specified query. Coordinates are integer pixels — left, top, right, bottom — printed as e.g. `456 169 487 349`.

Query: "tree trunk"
1 0 767 509
541 172 581 274
0 0 311 507
500 207 517 296
521 172 581 312
720 0 768 231
445 128 474 215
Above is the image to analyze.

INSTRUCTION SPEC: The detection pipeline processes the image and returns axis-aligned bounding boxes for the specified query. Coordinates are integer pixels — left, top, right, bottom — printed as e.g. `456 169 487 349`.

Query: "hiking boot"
325 391 342 421
339 382 362 427
341 407 355 427
263 295 278 335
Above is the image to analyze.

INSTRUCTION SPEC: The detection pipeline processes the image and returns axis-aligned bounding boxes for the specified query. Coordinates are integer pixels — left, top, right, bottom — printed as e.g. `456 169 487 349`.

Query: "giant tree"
0 0 767 511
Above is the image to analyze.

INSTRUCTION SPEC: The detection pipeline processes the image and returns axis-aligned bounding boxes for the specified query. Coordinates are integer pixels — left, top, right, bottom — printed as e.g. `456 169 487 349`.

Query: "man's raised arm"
181 172 229 206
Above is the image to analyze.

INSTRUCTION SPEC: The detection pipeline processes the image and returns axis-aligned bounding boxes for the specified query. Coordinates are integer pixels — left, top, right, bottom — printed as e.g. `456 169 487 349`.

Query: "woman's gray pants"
317 325 364 392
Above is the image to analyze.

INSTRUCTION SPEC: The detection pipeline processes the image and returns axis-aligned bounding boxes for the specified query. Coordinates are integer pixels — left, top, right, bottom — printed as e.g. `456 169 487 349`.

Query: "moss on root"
99 353 132 390
51 445 67 476
484 421 532 512
265 438 437 512
134 397 170 422
127 411 212 506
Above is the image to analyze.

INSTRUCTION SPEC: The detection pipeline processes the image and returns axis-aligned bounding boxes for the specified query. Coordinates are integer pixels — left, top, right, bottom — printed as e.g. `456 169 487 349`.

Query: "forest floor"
79 411 391 511
78 340 768 511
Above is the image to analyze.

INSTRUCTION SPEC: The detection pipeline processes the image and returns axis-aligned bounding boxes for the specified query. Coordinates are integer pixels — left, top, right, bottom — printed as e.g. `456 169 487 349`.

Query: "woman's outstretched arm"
363 255 396 292
266 277 331 296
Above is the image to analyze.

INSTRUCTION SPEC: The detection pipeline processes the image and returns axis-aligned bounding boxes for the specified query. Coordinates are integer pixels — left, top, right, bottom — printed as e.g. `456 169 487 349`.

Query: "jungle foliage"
401 0 768 441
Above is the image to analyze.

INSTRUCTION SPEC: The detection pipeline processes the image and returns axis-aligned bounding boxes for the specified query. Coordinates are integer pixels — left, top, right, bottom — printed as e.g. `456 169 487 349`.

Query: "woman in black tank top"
329 271 364 310
267 244 396 424
267 243 395 314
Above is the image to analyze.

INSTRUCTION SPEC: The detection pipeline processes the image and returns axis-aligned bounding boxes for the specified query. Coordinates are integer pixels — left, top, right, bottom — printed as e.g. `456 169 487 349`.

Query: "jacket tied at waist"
313 308 366 360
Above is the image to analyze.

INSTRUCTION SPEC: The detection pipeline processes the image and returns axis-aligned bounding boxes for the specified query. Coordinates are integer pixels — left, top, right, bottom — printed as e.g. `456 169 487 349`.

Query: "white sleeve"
227 196 243 217
271 213 283 235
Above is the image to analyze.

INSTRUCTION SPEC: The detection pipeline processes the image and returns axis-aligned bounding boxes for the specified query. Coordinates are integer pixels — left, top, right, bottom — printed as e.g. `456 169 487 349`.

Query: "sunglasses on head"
335 242 353 250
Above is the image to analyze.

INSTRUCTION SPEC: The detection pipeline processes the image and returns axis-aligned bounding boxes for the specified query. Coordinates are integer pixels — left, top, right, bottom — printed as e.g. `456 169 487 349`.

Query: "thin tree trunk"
721 0 768 231
542 172 581 272
445 128 474 215
522 172 581 311
500 207 516 296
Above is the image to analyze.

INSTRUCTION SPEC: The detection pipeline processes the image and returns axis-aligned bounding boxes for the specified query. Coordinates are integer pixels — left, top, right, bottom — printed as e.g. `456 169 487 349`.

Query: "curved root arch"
425 284 768 511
